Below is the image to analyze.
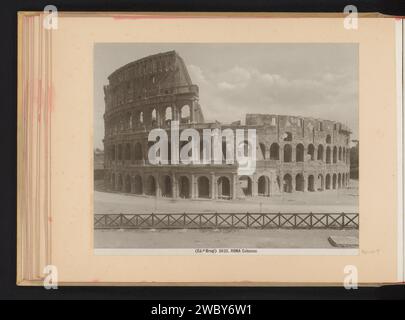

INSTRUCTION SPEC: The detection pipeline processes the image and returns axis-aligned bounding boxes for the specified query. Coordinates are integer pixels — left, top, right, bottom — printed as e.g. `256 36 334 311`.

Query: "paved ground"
94 181 358 249
95 228 359 249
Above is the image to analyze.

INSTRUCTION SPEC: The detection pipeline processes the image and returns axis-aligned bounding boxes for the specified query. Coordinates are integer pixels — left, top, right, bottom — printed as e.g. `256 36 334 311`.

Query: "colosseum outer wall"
102 51 352 200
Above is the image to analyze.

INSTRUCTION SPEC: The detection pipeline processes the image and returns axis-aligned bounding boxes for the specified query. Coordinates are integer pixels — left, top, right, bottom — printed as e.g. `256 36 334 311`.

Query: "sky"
94 43 358 150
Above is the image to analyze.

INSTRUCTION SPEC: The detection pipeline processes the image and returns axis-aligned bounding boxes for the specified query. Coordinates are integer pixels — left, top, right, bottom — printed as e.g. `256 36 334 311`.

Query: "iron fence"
94 212 359 230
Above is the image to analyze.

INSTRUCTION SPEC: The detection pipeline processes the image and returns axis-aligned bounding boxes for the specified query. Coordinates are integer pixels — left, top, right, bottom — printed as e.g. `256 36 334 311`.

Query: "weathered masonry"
103 51 351 200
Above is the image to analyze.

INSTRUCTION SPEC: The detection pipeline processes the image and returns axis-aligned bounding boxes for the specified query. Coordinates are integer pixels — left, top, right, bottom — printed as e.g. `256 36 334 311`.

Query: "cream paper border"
27 14 401 285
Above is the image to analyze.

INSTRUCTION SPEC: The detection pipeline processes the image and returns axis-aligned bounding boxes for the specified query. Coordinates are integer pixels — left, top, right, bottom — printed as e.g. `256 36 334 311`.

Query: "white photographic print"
93 43 359 254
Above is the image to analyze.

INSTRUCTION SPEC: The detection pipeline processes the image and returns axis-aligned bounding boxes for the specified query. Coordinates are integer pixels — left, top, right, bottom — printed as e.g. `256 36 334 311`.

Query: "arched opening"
180 105 190 124
134 142 143 161
197 176 210 198
283 132 292 141
239 176 252 197
333 146 337 163
338 173 342 189
307 144 315 160
146 176 156 196
270 143 279 160
326 146 331 164
283 174 293 193
258 176 270 196
342 174 346 187
161 175 172 197
296 144 304 162
117 174 123 191
139 112 144 124
284 144 292 162
326 134 331 144
165 107 172 126
217 176 231 199
325 174 331 190
134 175 143 194
317 145 324 161
179 176 191 199
332 174 337 189
151 108 157 127
338 147 342 161
308 175 315 192
259 143 266 160
124 143 131 161
124 175 131 193
317 174 324 191
295 174 305 191
238 140 251 158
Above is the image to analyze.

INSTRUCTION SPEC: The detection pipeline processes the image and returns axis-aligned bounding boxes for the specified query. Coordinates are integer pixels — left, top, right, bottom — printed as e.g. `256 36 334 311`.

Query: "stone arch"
317 144 324 161
270 143 279 160
284 144 292 163
326 146 331 164
326 134 331 144
237 140 251 158
134 175 143 194
180 105 190 124
139 111 144 124
239 175 252 197
307 175 315 192
338 147 342 161
258 175 270 196
332 173 337 189
317 174 324 191
283 174 293 193
151 108 157 126
161 175 172 197
165 106 172 126
197 176 210 199
217 176 231 199
295 174 305 191
179 176 191 199
296 143 304 162
338 173 342 189
342 173 346 187
307 144 315 161
325 174 331 190
146 175 156 196
124 174 131 193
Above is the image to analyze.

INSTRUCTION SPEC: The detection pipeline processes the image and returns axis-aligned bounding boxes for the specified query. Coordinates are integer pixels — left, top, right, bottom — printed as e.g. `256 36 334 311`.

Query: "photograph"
93 43 359 251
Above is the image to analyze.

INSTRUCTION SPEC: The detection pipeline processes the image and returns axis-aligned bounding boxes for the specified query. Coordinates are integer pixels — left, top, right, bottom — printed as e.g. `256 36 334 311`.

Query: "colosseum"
102 51 351 200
